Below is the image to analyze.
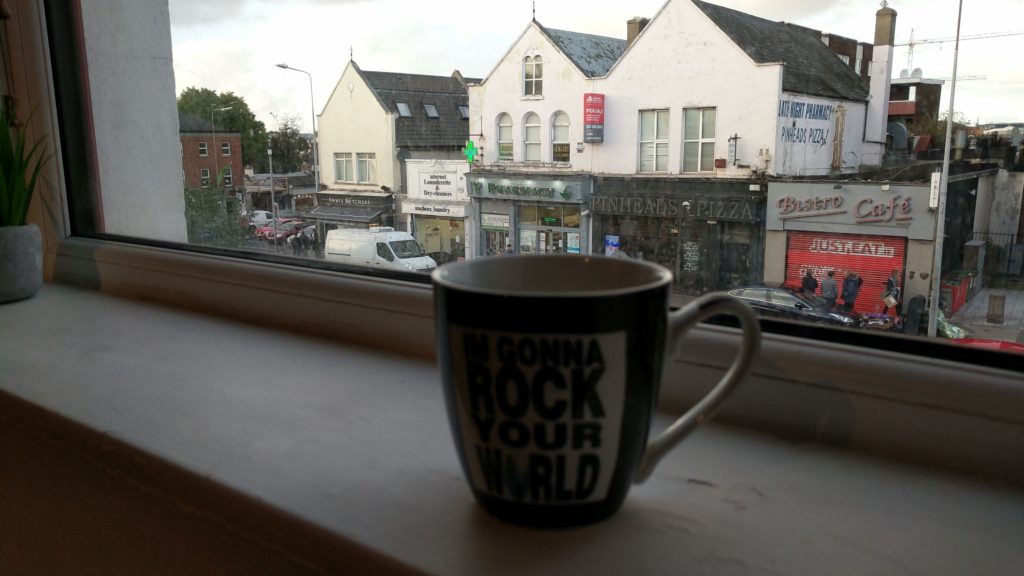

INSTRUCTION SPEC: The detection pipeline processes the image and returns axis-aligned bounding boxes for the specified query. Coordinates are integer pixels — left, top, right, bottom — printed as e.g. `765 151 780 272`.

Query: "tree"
267 114 312 174
177 87 269 171
910 110 972 150
183 166 248 248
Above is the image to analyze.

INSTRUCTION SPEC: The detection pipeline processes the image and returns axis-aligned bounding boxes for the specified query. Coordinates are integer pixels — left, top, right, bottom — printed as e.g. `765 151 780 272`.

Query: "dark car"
727 286 864 328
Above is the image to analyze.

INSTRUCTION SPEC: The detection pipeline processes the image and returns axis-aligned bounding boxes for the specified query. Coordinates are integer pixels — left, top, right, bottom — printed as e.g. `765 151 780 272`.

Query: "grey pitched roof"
541 27 626 78
693 0 869 101
179 113 214 133
362 71 469 148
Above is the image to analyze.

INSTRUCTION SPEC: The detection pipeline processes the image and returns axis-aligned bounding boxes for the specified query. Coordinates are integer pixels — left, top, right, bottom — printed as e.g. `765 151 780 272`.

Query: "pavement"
949 287 1024 344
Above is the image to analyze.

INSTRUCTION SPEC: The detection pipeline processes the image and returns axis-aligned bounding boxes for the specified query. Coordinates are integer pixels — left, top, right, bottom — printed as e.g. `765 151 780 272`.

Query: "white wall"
469 25 595 169
986 170 1024 236
83 0 186 242
318 64 398 192
774 94 869 177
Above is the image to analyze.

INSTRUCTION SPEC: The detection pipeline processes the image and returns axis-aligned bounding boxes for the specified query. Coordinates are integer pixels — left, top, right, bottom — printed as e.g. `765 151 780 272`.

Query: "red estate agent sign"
584 93 605 143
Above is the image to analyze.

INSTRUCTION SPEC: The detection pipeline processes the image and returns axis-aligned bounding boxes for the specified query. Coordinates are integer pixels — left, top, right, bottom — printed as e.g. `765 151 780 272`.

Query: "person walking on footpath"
821 270 838 309
842 271 863 312
882 269 903 317
801 269 818 294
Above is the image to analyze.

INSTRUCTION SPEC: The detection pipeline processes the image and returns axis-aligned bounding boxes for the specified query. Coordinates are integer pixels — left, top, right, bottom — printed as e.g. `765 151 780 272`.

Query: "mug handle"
634 292 761 483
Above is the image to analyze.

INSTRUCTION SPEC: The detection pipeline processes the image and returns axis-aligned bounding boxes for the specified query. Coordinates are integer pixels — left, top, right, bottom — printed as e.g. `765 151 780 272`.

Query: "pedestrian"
842 272 862 312
821 270 838 309
801 269 818 294
882 269 903 317
504 243 515 255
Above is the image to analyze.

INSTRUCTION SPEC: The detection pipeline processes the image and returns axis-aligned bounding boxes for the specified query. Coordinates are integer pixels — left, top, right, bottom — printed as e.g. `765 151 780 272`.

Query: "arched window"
523 55 543 96
524 113 541 162
551 111 570 162
497 113 513 161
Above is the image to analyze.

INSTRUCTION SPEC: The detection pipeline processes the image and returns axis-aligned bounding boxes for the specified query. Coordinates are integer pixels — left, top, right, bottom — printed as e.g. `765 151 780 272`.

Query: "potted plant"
0 104 49 303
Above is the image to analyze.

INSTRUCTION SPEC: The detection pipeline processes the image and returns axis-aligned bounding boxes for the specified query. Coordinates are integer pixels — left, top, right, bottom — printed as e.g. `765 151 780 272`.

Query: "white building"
316 61 474 262
465 0 897 296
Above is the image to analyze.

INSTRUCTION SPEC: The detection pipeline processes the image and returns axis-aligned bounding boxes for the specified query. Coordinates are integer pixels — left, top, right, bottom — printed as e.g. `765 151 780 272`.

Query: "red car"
255 218 301 240
952 338 1024 355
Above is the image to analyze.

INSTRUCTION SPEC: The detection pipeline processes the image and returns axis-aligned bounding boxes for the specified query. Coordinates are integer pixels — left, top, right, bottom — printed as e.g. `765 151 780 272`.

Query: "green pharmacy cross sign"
463 140 478 164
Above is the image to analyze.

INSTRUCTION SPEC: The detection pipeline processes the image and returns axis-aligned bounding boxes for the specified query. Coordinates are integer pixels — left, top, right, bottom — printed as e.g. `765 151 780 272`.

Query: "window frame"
198 141 208 157
22 0 1024 472
333 152 353 183
523 112 541 162
497 113 513 161
522 54 543 97
551 111 570 162
223 165 233 186
221 141 231 156
356 152 377 184
683 107 716 173
638 109 669 173
423 103 439 118
396 102 412 117
200 167 210 188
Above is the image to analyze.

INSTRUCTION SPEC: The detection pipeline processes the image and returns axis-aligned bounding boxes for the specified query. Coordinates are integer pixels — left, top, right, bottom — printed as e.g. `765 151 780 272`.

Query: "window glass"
44 0 1024 362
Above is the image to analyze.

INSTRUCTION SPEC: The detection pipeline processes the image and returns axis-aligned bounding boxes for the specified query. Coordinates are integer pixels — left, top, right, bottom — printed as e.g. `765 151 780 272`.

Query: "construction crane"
896 28 1024 70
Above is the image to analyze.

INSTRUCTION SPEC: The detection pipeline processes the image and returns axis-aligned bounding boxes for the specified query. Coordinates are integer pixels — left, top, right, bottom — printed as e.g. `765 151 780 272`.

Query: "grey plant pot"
0 223 43 303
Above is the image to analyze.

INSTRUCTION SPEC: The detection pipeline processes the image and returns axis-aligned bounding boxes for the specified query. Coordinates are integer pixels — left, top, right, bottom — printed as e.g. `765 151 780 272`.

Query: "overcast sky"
169 0 1023 133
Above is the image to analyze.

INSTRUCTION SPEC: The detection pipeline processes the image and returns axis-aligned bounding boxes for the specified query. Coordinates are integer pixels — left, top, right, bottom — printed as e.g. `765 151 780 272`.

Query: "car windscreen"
390 240 425 259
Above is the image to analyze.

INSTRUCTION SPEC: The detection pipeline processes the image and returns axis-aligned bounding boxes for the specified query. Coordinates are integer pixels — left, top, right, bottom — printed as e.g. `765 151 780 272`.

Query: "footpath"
949 287 1024 344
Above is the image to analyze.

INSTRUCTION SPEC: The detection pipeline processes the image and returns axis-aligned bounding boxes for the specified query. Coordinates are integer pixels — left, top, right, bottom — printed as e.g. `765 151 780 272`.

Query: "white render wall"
469 25 598 168
469 0 886 179
318 64 399 192
774 93 869 177
83 0 186 242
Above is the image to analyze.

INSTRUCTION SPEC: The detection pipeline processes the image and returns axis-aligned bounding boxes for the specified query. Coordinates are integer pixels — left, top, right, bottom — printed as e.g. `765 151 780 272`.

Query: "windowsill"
3 279 1023 574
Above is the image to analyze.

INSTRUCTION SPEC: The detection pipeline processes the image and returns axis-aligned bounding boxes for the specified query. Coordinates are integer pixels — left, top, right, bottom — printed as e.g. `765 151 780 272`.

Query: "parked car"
255 218 301 240
263 221 306 243
727 286 864 328
248 210 274 228
951 338 1024 355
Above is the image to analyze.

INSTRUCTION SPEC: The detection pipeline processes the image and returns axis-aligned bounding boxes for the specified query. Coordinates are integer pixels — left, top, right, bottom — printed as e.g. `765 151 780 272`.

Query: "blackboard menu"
682 240 702 272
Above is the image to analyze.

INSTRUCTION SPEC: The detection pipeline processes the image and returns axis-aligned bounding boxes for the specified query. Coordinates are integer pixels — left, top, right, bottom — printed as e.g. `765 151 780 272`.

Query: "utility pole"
927 0 963 338
268 145 277 252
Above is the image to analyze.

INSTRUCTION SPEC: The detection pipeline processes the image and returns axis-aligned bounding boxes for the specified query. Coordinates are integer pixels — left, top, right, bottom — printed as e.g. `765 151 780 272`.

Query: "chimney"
865 5 897 146
627 17 650 45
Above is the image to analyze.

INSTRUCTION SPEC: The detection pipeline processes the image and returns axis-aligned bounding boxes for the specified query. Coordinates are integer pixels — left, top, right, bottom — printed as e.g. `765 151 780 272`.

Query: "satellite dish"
899 69 909 79
911 68 923 78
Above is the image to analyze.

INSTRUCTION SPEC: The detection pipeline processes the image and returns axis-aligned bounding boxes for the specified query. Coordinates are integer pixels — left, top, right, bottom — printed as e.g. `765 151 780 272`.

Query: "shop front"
591 178 765 297
766 181 934 315
308 191 395 239
401 160 472 264
465 173 591 257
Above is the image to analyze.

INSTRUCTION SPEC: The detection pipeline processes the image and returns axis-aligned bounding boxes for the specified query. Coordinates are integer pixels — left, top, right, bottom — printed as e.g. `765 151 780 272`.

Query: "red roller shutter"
785 231 907 314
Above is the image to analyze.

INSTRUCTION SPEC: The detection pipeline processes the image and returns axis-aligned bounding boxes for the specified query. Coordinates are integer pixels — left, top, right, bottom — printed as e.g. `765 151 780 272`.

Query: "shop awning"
307 205 383 223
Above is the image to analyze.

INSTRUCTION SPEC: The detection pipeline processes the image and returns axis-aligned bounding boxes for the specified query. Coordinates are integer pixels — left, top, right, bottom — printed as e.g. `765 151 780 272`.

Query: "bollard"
987 293 1005 324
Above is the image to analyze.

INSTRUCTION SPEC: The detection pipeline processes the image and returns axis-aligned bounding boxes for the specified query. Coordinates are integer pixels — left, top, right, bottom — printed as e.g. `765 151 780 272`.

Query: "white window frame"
200 168 210 188
523 54 543 97
223 165 233 186
523 112 541 162
198 141 208 157
551 111 570 163
683 107 716 173
497 113 513 161
639 109 669 173
20 0 1023 501
356 152 377 184
221 141 231 156
334 152 353 182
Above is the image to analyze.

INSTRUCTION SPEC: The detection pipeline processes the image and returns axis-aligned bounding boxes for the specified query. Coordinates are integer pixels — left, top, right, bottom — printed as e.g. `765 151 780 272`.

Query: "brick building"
179 113 244 191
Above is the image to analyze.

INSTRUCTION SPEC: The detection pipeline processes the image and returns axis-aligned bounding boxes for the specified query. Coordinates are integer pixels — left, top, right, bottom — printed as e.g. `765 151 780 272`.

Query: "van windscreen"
390 240 426 259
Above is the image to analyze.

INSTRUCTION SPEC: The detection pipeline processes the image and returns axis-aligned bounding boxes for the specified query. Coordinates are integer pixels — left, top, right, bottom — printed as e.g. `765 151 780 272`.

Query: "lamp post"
211 105 233 186
275 63 319 192
927 0 964 338
268 145 277 251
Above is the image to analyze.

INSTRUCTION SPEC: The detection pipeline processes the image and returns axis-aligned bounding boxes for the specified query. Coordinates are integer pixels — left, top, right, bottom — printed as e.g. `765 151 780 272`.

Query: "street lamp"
275 63 320 193
268 145 277 251
211 105 233 186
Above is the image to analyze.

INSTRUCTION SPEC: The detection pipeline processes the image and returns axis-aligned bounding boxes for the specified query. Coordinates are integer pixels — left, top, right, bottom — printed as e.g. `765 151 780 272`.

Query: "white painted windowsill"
2 280 1023 575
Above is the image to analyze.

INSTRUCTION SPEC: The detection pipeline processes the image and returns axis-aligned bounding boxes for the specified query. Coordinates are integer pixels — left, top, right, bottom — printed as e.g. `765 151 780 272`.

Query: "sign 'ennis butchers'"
451 328 626 504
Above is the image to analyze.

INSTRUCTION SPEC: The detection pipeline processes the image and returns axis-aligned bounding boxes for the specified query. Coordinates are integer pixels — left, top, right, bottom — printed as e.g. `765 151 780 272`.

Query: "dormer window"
396 102 411 117
523 54 543 96
458 105 469 119
424 104 439 118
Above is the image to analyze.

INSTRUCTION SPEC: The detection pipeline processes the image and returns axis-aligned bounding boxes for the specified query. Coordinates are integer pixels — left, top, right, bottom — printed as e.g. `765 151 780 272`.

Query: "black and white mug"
433 255 760 526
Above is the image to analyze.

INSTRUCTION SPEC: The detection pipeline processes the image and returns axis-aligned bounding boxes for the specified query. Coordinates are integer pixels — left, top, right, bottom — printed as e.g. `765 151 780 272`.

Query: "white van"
324 227 437 273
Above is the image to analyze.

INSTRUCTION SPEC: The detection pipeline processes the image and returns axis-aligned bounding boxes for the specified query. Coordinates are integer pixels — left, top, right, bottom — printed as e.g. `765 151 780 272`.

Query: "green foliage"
183 165 248 248
177 87 269 171
0 105 49 227
268 114 312 174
